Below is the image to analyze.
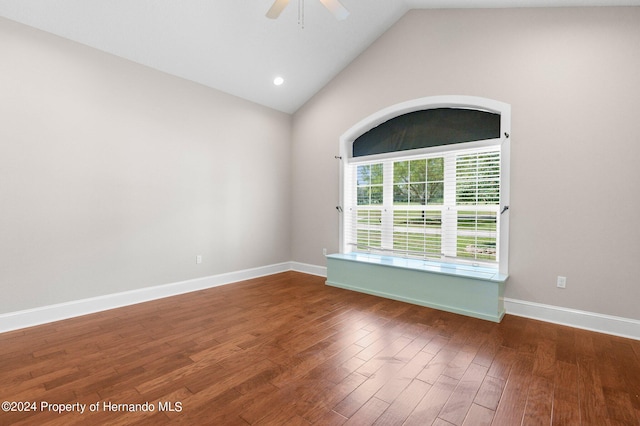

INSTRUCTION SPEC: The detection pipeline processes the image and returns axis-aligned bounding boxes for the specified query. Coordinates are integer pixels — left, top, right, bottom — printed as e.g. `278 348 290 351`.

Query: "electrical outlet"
322 248 327 256
557 276 567 288
196 255 202 264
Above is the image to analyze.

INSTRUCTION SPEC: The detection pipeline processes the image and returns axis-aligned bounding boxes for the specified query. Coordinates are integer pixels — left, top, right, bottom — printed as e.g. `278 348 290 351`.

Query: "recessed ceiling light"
273 76 284 86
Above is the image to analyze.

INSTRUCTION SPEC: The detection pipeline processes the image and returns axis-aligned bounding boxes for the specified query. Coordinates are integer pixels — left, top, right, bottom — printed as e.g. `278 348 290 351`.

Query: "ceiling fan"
266 0 350 21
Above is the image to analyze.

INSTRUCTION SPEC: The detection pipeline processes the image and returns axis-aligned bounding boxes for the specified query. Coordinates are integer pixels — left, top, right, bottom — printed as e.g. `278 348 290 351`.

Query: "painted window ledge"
327 253 507 283
325 253 508 322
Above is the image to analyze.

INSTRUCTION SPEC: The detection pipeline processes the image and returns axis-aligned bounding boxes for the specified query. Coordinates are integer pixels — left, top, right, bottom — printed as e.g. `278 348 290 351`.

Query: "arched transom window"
339 96 511 274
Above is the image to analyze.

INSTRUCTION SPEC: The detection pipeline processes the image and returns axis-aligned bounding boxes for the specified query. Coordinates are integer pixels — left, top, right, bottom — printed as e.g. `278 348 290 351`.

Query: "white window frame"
338 96 511 275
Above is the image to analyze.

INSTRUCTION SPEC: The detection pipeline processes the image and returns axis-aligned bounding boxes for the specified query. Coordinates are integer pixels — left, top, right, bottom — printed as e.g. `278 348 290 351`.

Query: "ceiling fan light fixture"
266 0 290 19
318 0 349 20
266 0 349 22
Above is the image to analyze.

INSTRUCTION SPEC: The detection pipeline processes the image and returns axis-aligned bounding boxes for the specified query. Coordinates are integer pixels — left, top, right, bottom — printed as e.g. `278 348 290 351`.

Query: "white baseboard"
0 262 292 334
290 261 327 277
285 262 640 341
2 262 638 341
504 298 640 341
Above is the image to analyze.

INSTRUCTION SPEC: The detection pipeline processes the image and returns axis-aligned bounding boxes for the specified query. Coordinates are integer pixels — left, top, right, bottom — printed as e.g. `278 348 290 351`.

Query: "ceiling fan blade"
318 0 349 21
266 0 290 19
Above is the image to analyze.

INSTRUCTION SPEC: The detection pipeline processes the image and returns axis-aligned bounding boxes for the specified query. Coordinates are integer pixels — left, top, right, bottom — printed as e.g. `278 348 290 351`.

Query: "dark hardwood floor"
1 271 639 425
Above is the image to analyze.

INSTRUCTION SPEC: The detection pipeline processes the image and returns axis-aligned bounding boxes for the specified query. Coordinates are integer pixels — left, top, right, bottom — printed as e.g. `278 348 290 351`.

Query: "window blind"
345 146 501 264
352 108 500 158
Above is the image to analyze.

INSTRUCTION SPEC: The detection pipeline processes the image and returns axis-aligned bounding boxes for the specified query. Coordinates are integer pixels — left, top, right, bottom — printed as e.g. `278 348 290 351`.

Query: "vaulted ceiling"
1 0 638 113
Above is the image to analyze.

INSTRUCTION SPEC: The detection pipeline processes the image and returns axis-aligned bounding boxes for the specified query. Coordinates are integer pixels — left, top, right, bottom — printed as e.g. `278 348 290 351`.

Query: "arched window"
339 96 511 274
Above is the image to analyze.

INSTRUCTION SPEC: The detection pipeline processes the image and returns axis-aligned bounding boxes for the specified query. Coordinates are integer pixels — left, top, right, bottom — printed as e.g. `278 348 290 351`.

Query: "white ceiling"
1 0 639 113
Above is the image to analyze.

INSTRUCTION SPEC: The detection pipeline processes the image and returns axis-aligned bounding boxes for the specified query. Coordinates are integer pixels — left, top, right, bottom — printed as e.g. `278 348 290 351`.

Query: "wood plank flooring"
1 271 639 425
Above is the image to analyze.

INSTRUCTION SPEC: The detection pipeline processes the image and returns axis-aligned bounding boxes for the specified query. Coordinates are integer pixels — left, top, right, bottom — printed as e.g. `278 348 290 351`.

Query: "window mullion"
442 152 457 258
381 161 394 251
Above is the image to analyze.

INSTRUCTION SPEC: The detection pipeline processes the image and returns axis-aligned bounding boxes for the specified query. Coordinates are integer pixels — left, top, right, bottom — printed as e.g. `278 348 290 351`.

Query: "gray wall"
0 18 292 314
3 7 639 323
291 7 640 320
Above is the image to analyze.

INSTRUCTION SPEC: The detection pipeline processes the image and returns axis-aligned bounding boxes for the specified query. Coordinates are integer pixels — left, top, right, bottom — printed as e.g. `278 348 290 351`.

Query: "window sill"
326 253 507 283
325 252 507 322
